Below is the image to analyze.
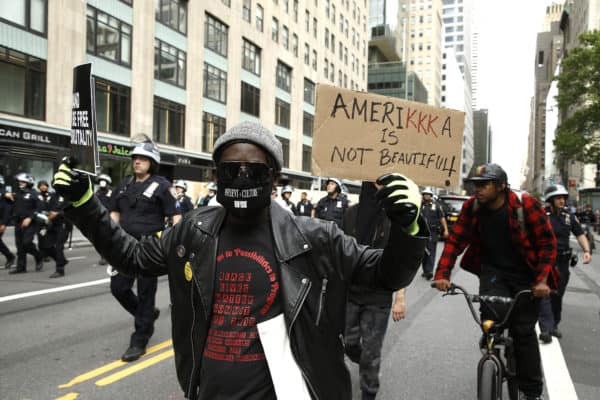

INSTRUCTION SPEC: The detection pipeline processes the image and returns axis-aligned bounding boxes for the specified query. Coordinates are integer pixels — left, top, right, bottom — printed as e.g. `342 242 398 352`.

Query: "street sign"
70 63 99 176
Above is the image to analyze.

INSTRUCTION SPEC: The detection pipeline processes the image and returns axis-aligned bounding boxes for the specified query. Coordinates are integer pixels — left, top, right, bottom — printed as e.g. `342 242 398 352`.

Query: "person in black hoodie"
343 182 408 400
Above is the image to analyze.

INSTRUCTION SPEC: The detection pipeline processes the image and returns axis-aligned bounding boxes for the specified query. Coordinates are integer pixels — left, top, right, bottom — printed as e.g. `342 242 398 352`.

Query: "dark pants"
39 225 68 272
479 266 542 397
422 231 439 274
344 301 391 400
14 224 41 271
0 230 14 261
539 255 570 333
110 273 158 348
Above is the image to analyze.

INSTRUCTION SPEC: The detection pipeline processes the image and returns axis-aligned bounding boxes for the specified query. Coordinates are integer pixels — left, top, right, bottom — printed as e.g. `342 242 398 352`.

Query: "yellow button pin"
184 261 193 282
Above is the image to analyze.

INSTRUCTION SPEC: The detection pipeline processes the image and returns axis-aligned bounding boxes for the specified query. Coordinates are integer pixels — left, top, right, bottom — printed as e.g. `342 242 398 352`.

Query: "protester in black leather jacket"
54 121 428 400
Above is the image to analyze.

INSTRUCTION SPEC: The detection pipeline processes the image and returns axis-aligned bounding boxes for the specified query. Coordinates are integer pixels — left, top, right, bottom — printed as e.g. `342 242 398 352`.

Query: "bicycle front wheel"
478 358 501 400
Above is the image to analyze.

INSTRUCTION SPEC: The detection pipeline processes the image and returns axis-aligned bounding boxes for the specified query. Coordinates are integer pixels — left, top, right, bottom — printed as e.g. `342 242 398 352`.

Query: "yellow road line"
58 339 172 389
95 349 174 387
54 393 79 400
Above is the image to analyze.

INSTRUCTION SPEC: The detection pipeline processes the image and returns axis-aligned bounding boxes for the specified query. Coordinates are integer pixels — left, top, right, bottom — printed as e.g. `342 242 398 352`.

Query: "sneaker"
35 260 44 272
5 256 15 269
551 328 562 338
539 332 552 344
49 271 65 278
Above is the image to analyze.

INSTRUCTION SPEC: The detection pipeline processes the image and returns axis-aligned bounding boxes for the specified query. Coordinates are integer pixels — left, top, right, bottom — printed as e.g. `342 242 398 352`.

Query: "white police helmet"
131 140 160 164
206 182 218 191
175 179 188 191
421 187 434 196
543 184 568 202
326 178 343 192
15 173 34 186
281 185 293 195
98 174 112 185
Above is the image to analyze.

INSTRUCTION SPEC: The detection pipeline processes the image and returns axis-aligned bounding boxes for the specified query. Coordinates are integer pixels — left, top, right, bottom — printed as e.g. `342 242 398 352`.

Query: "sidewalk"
1 225 91 253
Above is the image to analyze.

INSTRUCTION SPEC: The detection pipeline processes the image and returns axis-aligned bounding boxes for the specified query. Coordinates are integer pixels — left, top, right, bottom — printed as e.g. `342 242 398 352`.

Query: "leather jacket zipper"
288 277 312 335
315 278 328 327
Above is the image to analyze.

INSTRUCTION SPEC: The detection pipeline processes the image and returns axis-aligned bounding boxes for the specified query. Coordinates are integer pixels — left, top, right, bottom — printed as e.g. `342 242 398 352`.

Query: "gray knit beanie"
212 121 284 171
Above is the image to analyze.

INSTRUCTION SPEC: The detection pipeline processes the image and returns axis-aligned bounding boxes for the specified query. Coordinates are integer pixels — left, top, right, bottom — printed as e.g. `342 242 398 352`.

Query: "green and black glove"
375 173 421 235
52 157 93 207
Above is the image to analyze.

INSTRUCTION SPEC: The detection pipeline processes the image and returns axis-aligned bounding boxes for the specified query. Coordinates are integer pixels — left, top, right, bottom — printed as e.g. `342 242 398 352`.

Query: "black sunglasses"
217 161 272 182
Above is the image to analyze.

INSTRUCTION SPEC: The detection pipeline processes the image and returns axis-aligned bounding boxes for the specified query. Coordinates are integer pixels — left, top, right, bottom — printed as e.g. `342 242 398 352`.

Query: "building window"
325 28 329 48
154 39 186 88
0 46 45 120
304 43 310 65
242 39 261 75
203 63 227 103
95 77 130 135
242 0 251 22
256 4 264 31
312 50 317 71
241 82 260 116
313 17 317 38
332 4 336 22
271 17 279 42
0 0 47 35
324 59 328 79
86 6 132 66
204 13 228 57
276 61 292 92
202 112 226 153
275 99 290 128
221 0 231 6
282 26 289 50
303 112 314 136
293 0 298 22
302 144 311 172
280 137 290 167
292 34 298 57
155 0 187 34
153 96 185 147
305 10 310 32
304 79 315 104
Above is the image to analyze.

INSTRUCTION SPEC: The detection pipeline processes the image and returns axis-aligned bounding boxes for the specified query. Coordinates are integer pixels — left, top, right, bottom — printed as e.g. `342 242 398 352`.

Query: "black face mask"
216 162 273 218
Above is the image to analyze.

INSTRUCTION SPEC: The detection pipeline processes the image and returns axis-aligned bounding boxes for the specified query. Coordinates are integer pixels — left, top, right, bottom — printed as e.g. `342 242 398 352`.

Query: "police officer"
110 139 181 362
0 175 16 268
174 180 194 215
419 187 448 280
9 173 43 274
538 184 591 343
196 182 217 207
95 174 113 266
280 185 298 215
312 177 348 228
36 180 69 277
296 191 313 217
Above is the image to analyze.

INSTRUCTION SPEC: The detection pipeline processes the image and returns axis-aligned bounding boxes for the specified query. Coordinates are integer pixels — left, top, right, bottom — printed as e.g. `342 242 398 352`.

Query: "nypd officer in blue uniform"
36 180 69 278
312 177 348 228
110 139 181 361
538 184 591 343
174 179 194 215
0 175 16 268
9 173 43 274
419 187 448 280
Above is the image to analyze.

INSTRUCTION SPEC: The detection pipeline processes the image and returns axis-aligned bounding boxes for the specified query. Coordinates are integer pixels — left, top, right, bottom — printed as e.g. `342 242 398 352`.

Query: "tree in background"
554 30 600 185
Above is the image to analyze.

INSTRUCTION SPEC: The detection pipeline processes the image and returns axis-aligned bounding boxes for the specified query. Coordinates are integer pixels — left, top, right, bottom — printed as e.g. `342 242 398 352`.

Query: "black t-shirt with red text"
198 219 282 399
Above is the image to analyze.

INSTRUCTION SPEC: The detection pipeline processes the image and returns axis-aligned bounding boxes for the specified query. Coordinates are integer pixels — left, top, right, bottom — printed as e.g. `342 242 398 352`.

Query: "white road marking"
536 324 579 400
67 256 86 261
0 278 110 303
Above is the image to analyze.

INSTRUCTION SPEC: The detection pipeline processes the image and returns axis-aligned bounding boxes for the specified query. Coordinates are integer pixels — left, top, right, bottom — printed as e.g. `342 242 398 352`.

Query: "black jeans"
39 225 68 271
345 301 391 399
110 273 158 347
539 255 570 333
14 224 41 270
0 230 14 260
479 265 542 397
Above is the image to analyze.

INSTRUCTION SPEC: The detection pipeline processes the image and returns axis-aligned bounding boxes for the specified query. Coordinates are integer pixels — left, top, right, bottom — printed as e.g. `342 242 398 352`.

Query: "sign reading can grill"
70 63 99 175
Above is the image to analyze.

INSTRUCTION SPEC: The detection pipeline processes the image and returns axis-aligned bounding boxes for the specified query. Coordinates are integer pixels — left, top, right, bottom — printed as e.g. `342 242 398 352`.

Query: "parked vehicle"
439 194 470 233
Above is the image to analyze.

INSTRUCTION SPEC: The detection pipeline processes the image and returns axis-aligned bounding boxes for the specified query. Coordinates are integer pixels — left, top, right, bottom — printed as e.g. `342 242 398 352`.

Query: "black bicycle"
436 283 533 400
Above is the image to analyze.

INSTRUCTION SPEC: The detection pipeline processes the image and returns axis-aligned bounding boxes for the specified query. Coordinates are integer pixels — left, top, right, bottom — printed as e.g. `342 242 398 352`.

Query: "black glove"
375 173 421 235
52 157 93 207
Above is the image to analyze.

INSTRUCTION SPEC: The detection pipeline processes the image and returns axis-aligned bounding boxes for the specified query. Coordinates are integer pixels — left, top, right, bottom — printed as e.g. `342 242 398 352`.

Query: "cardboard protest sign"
70 63 99 175
312 84 465 188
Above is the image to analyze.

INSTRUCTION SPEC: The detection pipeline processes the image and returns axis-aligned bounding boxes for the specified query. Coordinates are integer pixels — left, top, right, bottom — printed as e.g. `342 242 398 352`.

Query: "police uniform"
420 199 445 277
315 195 348 228
37 190 68 274
539 206 584 334
97 187 114 210
176 194 194 215
0 188 15 267
110 174 179 349
11 186 42 272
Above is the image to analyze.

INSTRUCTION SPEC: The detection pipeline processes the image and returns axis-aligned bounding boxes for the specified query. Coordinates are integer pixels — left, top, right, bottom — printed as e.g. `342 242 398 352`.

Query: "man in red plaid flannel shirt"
432 163 557 400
